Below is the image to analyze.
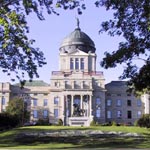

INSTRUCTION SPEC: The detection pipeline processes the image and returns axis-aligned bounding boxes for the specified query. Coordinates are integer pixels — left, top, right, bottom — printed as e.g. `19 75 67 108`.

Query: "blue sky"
0 1 125 84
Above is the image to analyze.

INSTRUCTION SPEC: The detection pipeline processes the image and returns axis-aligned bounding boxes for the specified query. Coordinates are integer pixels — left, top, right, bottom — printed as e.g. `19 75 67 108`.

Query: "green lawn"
0 126 150 149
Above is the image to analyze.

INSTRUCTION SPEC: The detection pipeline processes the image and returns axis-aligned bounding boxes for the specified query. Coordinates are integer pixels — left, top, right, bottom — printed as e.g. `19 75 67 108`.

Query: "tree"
94 0 150 93
137 114 150 128
1 0 149 92
6 97 30 125
0 0 85 86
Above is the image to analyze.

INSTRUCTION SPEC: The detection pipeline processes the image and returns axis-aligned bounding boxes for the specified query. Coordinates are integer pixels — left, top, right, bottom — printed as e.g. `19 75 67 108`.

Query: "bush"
58 119 63 126
90 120 96 126
137 114 150 128
0 113 19 130
36 118 49 125
134 120 138 126
112 121 117 126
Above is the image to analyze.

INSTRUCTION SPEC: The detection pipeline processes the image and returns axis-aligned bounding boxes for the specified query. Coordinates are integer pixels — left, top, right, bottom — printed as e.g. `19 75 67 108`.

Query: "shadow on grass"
6 135 150 149
0 127 150 149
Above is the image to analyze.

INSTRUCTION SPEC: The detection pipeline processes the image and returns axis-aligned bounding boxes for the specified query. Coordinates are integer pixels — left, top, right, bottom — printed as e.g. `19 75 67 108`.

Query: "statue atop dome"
76 17 80 29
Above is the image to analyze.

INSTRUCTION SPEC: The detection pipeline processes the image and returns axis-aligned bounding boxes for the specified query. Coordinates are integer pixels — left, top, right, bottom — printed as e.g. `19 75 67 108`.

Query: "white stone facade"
0 26 149 126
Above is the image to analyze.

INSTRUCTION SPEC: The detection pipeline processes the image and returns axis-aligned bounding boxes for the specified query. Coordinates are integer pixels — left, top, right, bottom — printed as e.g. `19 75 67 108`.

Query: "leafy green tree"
1 0 149 92
6 97 30 125
137 114 150 128
0 0 85 86
95 0 150 92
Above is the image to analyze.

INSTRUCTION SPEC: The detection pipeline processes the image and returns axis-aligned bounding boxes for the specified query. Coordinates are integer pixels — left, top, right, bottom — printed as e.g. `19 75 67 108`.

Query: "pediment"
69 49 88 55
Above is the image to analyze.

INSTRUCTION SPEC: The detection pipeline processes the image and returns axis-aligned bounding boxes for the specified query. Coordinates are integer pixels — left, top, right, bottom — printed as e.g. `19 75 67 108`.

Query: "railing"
51 71 103 76
51 71 64 75
83 71 103 76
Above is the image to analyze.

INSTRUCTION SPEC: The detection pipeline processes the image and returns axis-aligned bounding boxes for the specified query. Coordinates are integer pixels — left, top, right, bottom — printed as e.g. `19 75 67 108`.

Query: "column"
81 95 83 110
89 95 92 116
87 95 89 117
71 81 74 89
71 95 74 116
73 58 75 70
63 95 66 125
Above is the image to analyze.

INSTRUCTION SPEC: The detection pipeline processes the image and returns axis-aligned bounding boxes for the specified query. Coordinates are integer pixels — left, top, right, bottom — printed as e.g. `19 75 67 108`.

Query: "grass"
0 126 150 149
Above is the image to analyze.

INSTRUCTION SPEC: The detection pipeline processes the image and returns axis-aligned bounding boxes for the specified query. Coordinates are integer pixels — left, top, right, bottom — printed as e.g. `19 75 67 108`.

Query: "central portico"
50 22 106 126
64 93 93 126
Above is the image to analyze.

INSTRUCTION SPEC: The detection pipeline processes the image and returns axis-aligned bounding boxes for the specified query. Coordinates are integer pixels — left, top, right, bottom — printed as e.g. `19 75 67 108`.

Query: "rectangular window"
54 82 57 87
83 81 85 88
74 98 80 106
74 81 80 89
54 109 58 118
33 110 38 118
70 58 74 70
96 97 101 105
54 82 60 87
96 108 101 118
2 97 5 105
33 99 37 106
65 81 69 89
137 99 142 106
137 111 142 118
117 110 122 118
127 100 132 106
43 99 48 106
80 58 84 70
74 81 77 89
75 58 79 70
43 110 48 118
116 99 122 106
107 99 112 106
127 110 132 119
54 97 59 105
107 111 112 119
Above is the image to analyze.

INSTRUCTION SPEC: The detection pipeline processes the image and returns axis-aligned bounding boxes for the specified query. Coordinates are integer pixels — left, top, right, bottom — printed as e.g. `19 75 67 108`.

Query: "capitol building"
0 23 150 126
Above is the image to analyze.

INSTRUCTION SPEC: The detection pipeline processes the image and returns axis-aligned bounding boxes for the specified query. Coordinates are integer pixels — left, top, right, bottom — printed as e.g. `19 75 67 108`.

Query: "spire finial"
76 17 80 29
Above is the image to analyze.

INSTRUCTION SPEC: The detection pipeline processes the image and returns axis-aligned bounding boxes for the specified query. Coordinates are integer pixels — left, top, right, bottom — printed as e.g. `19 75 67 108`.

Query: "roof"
106 81 127 87
14 80 49 87
60 27 95 53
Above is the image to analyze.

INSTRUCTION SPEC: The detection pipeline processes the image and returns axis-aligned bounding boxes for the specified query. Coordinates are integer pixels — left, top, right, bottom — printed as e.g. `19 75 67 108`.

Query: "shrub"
58 119 63 126
0 113 19 130
90 120 96 126
134 120 138 126
137 114 150 128
112 121 117 126
36 118 49 125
